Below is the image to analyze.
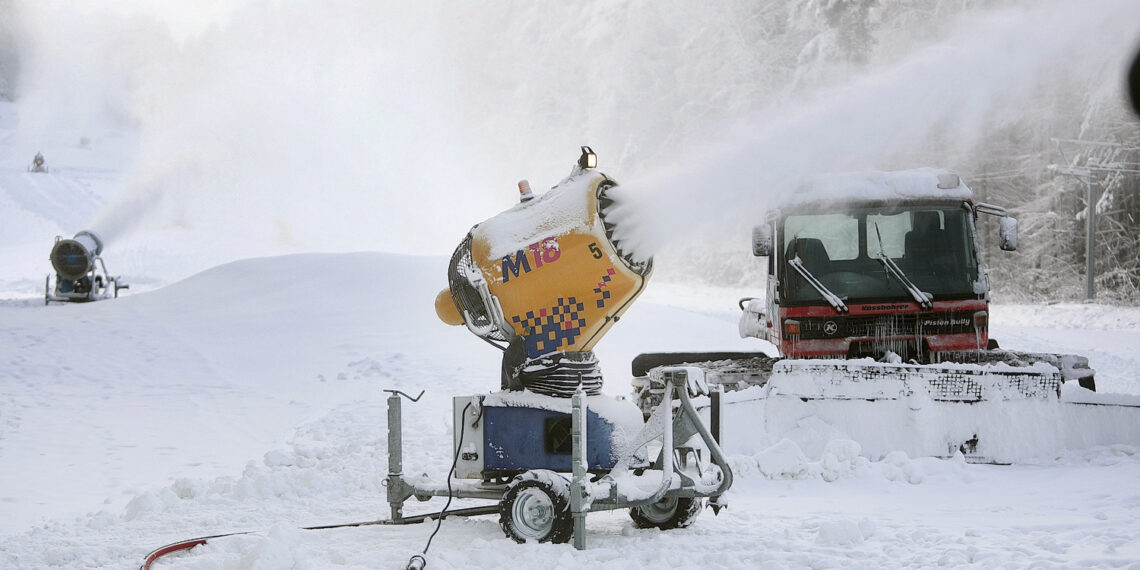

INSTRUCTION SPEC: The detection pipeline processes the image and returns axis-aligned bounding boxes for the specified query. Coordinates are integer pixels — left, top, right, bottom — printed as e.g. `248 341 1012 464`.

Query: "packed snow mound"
0 252 493 534
1 250 1139 569
0 251 752 535
0 170 104 244
991 303 1140 331
738 436 965 485
717 391 1140 465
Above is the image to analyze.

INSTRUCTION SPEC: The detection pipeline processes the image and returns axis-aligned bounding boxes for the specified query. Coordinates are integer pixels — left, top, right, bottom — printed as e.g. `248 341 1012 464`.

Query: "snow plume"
13 2 497 260
8 1 1139 270
608 0 1140 257
85 2 485 256
10 1 783 264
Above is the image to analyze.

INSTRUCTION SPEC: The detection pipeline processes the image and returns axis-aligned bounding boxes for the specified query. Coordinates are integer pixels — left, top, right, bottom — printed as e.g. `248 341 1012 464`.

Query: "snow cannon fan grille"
596 181 652 277
447 233 511 343
50 239 94 281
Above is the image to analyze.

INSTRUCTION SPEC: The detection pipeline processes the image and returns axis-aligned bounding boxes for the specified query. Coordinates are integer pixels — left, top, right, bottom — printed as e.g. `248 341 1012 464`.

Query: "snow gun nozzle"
50 230 104 281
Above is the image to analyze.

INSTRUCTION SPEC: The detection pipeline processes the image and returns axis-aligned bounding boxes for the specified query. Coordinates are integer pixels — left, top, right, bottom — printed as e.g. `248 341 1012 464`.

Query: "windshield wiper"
787 255 848 313
873 223 932 311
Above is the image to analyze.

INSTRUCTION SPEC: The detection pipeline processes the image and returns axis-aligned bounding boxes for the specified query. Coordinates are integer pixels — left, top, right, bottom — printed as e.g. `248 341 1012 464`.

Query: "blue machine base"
482 405 617 475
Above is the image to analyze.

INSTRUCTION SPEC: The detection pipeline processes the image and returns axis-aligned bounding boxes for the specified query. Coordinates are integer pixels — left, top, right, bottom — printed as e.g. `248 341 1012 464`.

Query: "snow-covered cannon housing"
46 230 128 303
414 150 731 549
435 148 652 396
50 230 104 281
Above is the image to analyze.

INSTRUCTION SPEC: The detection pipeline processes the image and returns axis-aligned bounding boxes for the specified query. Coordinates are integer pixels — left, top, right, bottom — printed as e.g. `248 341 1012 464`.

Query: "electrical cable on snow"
141 390 487 570
405 401 476 570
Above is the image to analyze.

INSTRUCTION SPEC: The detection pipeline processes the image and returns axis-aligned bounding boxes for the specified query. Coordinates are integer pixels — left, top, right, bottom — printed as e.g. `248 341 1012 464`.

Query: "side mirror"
752 224 772 257
999 216 1018 251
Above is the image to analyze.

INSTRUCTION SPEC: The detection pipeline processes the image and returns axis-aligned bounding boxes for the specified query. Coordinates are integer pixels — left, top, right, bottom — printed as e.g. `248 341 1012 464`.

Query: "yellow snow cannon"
437 147 652 395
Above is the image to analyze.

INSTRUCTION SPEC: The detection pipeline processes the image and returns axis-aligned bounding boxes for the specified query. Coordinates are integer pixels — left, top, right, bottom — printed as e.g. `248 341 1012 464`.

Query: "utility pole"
1049 138 1140 302
1084 176 1100 301
1049 166 1099 301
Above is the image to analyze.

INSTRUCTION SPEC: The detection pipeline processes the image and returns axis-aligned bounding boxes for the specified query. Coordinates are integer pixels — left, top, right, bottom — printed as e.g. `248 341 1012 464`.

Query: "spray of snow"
10 1 781 264
7 1 1133 276
607 0 1140 257
11 2 509 261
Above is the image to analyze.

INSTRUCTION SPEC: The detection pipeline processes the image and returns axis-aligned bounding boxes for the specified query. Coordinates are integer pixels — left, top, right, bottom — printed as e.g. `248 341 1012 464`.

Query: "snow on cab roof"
786 168 974 207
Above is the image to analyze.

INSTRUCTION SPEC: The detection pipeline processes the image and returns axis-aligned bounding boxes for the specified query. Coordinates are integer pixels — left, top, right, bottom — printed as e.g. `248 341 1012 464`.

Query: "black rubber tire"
629 496 704 530
499 471 573 544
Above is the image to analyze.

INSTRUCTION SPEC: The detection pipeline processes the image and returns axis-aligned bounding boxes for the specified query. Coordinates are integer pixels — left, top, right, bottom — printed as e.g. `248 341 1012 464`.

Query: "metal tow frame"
384 372 733 549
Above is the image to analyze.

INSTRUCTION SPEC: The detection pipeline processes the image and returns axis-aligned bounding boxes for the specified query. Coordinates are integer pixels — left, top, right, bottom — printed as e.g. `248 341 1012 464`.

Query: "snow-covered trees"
4 0 1135 302
0 0 17 101
654 0 1140 303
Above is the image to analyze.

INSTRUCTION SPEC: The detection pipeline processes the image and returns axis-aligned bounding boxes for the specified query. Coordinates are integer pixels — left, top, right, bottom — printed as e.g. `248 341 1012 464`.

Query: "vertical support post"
570 390 587 550
660 375 675 479
386 392 404 523
1085 178 1098 301
710 389 722 445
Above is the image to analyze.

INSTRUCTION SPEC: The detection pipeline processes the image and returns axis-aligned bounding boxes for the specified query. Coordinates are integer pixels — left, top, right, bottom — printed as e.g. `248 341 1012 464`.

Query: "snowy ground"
1 253 1139 569
3 100 1140 569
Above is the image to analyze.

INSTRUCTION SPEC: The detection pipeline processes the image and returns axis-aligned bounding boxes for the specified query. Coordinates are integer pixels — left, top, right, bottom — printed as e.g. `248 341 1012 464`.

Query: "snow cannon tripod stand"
384 370 732 549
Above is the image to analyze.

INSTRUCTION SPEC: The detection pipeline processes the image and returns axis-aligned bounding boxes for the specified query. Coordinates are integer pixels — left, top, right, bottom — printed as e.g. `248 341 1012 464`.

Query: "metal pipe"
1086 179 1098 301
673 382 733 499
710 390 721 445
386 392 404 522
571 390 587 550
629 378 677 509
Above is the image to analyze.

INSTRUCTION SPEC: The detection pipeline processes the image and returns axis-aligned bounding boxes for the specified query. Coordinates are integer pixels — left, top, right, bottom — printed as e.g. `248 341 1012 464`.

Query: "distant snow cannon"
45 230 128 304
28 152 48 173
437 147 652 395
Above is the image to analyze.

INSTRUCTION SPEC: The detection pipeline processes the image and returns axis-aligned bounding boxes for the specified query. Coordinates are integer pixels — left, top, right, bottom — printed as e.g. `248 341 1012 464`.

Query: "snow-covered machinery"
386 148 731 549
434 147 651 396
28 152 48 173
632 169 1102 462
45 230 128 304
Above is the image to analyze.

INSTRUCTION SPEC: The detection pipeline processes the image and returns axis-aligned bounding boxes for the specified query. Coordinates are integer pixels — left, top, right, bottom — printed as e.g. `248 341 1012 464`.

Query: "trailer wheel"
630 496 704 530
499 470 572 544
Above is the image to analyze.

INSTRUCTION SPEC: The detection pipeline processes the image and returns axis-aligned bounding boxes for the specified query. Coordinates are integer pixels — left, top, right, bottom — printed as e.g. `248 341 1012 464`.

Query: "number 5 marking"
588 242 603 259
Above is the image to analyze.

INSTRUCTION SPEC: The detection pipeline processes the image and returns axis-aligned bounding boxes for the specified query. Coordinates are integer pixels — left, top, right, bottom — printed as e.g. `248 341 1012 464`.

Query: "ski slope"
1 21 1139 561
1 253 1139 569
